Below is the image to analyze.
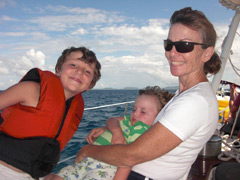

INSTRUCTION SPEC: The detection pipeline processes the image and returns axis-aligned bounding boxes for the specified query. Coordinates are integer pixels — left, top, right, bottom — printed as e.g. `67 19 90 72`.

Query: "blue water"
55 89 139 172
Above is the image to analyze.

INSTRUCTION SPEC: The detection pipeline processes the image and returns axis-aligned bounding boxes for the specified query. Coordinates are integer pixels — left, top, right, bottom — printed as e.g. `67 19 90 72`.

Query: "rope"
218 135 240 162
229 57 240 77
226 28 240 77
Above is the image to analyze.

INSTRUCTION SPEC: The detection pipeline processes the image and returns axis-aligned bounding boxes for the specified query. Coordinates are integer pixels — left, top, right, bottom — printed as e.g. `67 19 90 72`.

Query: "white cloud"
94 51 176 89
0 49 46 79
26 6 125 32
95 19 169 50
71 28 88 35
44 5 126 23
0 62 8 74
22 49 45 68
0 15 17 21
0 32 49 40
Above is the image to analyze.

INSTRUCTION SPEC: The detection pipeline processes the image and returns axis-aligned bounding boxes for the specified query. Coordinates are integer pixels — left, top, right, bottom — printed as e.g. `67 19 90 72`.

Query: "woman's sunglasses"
164 39 209 53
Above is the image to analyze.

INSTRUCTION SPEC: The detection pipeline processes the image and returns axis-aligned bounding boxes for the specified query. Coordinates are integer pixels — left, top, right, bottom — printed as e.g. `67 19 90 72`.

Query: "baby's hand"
111 131 126 145
86 126 107 144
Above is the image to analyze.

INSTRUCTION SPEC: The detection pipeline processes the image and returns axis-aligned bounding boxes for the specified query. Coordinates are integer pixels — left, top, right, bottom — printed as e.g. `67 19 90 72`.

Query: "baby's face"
130 95 160 126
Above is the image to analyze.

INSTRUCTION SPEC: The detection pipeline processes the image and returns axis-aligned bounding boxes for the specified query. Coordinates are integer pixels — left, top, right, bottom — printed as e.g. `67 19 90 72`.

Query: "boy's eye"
85 70 91 75
70 64 76 67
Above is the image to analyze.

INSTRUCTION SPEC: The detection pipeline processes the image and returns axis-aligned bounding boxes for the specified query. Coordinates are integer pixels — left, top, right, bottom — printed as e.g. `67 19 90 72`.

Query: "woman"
75 7 221 180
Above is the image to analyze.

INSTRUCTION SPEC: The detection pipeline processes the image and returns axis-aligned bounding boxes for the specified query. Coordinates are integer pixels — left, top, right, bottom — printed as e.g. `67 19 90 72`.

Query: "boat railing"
84 101 135 115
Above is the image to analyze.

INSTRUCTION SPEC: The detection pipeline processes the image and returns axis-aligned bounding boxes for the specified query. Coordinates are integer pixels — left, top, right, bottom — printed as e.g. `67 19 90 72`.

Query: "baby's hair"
139 86 174 112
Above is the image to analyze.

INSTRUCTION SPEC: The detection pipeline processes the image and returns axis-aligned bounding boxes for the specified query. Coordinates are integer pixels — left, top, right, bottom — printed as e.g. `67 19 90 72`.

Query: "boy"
47 86 173 180
0 46 101 180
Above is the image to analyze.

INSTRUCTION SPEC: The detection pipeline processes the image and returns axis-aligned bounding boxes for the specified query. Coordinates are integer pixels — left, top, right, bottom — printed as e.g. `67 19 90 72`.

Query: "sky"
0 0 240 90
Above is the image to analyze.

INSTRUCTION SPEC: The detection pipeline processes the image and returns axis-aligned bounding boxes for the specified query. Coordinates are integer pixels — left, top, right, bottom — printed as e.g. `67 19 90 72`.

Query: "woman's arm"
228 93 240 120
0 81 40 110
76 122 182 167
229 84 238 109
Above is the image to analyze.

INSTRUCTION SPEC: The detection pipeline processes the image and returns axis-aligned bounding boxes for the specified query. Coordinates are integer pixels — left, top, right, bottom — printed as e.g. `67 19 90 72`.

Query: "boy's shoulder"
21 68 57 83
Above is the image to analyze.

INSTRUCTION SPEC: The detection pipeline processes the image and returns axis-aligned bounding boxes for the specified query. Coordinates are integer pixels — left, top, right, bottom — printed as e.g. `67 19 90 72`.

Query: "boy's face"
56 51 95 99
130 95 160 126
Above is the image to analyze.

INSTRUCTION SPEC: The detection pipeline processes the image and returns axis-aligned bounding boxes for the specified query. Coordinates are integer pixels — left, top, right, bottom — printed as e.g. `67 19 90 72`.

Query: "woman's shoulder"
181 82 215 99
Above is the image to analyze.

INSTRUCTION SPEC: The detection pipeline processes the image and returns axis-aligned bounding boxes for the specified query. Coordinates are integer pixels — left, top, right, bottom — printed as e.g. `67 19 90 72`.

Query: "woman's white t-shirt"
132 82 218 180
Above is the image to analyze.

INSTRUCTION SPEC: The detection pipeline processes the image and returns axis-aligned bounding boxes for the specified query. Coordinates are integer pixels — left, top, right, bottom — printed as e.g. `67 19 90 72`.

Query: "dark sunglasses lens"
164 40 173 51
175 42 194 53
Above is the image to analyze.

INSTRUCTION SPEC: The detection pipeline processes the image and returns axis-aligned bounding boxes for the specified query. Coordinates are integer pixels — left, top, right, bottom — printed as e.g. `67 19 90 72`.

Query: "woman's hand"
86 126 107 144
75 146 87 163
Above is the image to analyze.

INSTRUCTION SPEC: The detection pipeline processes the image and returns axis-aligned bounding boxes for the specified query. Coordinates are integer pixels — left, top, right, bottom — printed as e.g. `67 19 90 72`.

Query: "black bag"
0 133 60 179
30 137 60 178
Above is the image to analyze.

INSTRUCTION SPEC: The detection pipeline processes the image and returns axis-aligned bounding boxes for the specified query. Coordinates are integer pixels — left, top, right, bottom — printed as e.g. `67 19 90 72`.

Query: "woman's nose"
167 46 179 59
169 45 178 54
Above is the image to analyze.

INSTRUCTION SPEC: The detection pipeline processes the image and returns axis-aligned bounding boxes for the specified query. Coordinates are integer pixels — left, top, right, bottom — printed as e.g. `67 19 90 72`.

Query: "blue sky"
0 0 239 90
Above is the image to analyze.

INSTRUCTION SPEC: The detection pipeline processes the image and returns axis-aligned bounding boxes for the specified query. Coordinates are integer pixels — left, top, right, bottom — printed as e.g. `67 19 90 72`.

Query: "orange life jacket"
0 68 84 151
